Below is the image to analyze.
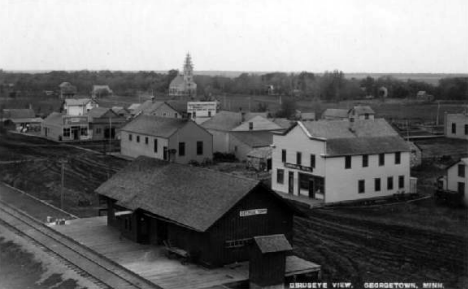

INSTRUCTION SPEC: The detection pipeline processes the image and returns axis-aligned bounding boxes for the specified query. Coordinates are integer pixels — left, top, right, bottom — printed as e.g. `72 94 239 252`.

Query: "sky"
0 0 467 73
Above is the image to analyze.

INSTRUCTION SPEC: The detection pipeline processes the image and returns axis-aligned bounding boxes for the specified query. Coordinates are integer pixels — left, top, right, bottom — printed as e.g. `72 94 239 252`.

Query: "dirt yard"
0 131 129 217
294 200 468 288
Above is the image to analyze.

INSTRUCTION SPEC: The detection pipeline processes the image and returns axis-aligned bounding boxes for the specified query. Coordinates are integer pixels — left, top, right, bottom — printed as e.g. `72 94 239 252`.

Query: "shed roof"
322 108 349 119
253 234 292 253
202 111 268 131
230 131 273 148
2 109 35 119
247 147 272 159
96 156 263 232
232 116 282 131
120 114 189 138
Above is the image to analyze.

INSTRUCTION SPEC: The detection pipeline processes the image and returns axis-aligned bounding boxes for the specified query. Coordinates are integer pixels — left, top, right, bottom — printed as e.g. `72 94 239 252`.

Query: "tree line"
0 69 466 101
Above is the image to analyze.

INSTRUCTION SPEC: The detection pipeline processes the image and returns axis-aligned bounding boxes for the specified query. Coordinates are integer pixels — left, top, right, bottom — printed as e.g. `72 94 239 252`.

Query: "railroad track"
0 200 162 289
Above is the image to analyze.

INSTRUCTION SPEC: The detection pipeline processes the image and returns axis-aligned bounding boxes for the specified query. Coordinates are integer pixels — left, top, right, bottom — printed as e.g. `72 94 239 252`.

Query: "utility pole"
59 159 67 210
108 116 112 154
436 100 440 126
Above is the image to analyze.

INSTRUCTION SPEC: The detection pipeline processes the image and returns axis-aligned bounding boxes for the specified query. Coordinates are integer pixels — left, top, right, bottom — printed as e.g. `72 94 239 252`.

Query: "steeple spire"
183 53 194 83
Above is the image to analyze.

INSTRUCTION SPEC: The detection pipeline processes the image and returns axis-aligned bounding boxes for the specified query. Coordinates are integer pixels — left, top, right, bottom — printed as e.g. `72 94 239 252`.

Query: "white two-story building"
62 98 99 116
271 119 412 204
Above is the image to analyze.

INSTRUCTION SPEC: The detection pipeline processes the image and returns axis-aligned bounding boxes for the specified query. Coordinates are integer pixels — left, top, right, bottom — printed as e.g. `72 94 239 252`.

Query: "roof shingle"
96 156 261 232
120 114 189 138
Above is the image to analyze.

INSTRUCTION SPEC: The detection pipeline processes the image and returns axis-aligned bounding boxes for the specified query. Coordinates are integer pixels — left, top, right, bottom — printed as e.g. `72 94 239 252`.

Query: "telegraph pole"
59 159 67 210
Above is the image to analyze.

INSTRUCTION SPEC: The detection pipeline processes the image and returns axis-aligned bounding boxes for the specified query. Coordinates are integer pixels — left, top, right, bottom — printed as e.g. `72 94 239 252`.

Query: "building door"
138 214 150 244
163 147 168 161
288 172 294 194
308 179 315 198
72 127 79 140
458 182 465 195
156 220 168 245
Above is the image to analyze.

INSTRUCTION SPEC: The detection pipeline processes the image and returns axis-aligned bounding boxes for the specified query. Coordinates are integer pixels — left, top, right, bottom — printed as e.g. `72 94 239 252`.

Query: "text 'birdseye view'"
0 1 467 289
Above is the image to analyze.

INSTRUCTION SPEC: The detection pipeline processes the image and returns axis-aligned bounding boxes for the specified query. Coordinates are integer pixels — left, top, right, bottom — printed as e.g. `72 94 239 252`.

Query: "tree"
275 98 297 119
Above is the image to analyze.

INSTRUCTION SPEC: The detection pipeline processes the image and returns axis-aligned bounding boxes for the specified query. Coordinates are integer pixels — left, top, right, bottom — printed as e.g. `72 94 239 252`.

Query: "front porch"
278 191 325 209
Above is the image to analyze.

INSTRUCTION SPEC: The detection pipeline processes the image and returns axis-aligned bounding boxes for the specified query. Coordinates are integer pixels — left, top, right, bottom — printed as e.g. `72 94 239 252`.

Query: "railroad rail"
0 199 162 289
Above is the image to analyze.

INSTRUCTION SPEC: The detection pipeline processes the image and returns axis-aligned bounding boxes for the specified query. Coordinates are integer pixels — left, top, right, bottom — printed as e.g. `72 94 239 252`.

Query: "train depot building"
95 156 320 286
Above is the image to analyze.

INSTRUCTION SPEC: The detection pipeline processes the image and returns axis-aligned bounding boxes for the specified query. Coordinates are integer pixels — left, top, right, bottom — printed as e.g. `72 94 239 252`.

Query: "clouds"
0 0 467 72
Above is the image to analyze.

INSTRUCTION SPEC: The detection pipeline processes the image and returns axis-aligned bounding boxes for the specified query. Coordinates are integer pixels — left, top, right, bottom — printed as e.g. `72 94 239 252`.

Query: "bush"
213 152 237 162
188 160 200 166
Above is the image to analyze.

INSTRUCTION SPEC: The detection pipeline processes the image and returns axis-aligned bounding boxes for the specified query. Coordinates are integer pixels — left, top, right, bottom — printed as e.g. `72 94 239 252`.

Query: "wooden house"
120 115 212 164
87 107 127 140
97 156 299 268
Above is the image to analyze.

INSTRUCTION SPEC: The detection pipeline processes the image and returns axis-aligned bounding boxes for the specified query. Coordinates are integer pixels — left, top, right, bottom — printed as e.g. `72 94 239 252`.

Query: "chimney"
151 95 155 103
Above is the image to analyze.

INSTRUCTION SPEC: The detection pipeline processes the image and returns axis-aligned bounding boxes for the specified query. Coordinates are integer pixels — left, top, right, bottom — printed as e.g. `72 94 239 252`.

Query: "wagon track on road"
296 212 468 275
0 199 161 289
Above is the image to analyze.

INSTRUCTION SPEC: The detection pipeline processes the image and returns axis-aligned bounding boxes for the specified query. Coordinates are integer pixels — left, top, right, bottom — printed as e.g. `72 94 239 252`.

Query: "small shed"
247 147 272 171
250 234 292 289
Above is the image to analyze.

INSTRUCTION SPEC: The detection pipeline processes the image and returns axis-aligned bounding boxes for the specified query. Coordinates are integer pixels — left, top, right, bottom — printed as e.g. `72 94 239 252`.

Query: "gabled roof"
59 82 71 87
301 119 399 140
300 112 316 120
254 234 292 253
446 158 468 171
327 136 410 156
96 156 263 232
92 85 112 92
170 75 185 87
132 100 188 116
201 111 268 131
322 108 348 119
2 109 35 119
127 103 141 111
42 112 64 126
9 118 43 124
166 100 188 113
86 107 122 120
230 131 273 148
131 100 165 115
120 114 189 138
351 105 374 115
65 98 93 106
271 118 294 129
282 119 410 156
232 116 282 131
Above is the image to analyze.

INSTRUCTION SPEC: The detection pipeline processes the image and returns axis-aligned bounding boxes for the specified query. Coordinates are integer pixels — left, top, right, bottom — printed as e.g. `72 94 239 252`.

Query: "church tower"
169 53 197 99
183 53 194 83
